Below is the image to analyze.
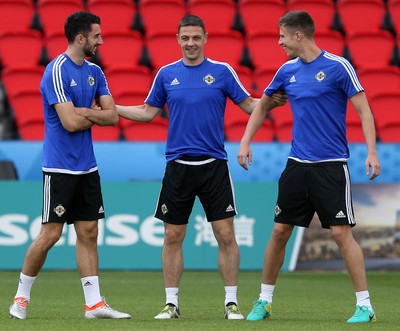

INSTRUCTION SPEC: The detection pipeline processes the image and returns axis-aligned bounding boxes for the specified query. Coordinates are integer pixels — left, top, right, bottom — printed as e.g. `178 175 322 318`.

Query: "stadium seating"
7 90 44 140
346 30 395 69
0 30 43 68
224 99 275 142
121 114 169 141
203 30 245 67
337 0 386 34
91 125 122 141
370 92 400 142
286 0 336 32
238 0 285 35
43 31 68 60
234 65 255 95
315 30 345 56
187 0 237 33
388 0 400 34
269 102 293 143
1 66 45 100
36 0 85 36
105 65 153 95
345 100 364 143
145 31 183 69
138 0 187 35
97 31 144 69
246 31 291 69
0 0 35 33
86 0 136 34
253 66 277 97
357 66 400 102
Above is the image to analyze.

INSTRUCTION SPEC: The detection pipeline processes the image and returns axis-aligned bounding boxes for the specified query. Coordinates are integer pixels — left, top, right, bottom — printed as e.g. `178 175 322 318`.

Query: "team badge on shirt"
88 75 95 86
315 70 326 82
203 73 215 85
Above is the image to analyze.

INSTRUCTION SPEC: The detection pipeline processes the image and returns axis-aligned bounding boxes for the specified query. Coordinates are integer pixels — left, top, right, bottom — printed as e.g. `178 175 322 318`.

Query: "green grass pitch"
0 270 398 330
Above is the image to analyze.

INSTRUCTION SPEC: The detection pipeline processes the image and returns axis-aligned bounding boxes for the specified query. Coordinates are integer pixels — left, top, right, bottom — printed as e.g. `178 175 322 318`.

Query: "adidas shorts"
274 159 356 229
42 171 105 224
155 156 237 225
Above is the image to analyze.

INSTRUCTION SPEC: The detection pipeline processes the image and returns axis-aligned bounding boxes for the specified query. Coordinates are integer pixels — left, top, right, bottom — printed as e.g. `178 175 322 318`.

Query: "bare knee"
164 224 186 246
271 223 293 243
35 223 63 249
212 220 236 247
330 225 354 247
75 221 98 243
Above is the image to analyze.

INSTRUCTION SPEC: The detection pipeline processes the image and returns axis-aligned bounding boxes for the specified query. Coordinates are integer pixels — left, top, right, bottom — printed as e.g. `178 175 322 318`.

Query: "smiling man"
9 11 130 320
117 14 286 320
237 10 380 324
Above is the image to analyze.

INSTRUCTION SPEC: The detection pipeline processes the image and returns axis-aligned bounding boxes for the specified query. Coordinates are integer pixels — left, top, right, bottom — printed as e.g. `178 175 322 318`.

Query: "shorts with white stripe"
42 171 105 224
274 159 355 229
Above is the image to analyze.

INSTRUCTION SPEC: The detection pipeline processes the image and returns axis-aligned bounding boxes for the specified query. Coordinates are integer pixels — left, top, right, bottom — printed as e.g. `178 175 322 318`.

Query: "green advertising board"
0 181 299 271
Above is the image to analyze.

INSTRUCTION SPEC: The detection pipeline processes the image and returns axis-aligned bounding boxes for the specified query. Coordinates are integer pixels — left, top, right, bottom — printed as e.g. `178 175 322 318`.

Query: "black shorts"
274 159 355 229
155 156 237 225
42 171 105 224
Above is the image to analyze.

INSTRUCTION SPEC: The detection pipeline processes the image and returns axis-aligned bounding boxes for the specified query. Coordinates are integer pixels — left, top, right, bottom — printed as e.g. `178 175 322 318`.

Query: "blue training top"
40 54 111 174
265 50 364 162
145 57 250 162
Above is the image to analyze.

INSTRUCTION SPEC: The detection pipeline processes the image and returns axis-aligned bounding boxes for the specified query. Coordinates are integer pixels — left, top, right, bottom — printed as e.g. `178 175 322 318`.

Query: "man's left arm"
350 92 381 179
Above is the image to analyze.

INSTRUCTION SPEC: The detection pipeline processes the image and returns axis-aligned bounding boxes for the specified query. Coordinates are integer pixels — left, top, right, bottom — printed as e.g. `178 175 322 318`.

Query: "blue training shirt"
145 57 250 162
265 50 364 162
40 54 111 174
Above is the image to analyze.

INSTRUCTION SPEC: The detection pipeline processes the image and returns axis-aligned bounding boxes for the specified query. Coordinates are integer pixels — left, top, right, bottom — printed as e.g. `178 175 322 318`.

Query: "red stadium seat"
91 125 122 141
1 66 45 99
115 90 169 141
139 0 187 35
345 100 364 143
315 30 345 57
187 0 237 33
105 65 153 95
8 90 45 140
37 0 85 36
357 66 400 102
145 32 183 69
270 102 293 143
234 65 255 95
224 99 275 142
370 92 400 142
122 115 169 141
388 0 400 34
0 1 35 33
43 32 68 60
346 30 395 69
204 30 245 67
97 31 144 69
86 0 136 34
238 0 285 35
287 0 336 32
337 0 386 34
253 66 277 97
0 30 43 68
246 31 290 69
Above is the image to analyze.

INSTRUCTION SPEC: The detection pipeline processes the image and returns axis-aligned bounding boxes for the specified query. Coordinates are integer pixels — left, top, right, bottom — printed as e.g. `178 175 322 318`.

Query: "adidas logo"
226 204 234 212
98 206 104 214
84 281 93 287
170 78 180 85
289 75 296 83
70 79 77 87
335 210 346 218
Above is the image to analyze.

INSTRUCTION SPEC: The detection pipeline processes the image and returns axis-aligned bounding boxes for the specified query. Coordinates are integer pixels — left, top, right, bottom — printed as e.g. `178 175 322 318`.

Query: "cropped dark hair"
278 10 315 38
64 11 101 44
178 15 206 34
